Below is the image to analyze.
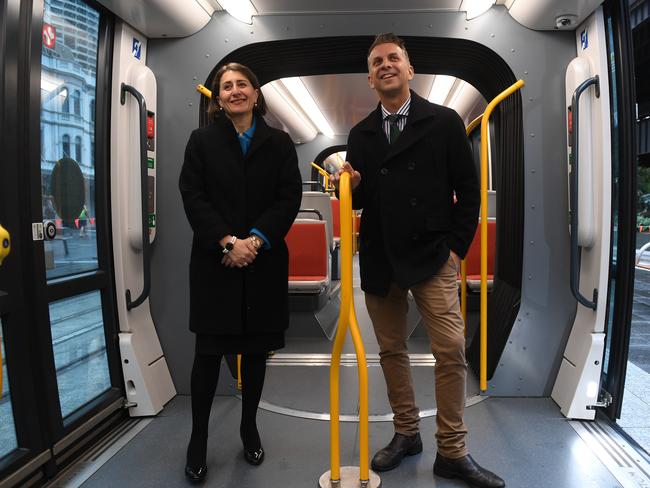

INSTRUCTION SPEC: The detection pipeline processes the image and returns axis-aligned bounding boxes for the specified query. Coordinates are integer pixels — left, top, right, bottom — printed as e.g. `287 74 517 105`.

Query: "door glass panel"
49 291 110 417
40 0 100 281
0 318 18 459
619 171 650 454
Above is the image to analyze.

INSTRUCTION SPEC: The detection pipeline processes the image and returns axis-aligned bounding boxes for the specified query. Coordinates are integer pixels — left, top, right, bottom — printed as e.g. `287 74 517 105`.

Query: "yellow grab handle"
196 84 212 99
0 225 10 266
478 79 525 392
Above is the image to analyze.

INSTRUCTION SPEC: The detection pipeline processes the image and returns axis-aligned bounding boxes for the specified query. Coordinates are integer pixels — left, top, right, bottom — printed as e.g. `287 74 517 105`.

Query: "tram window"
41 0 100 281
0 319 18 459
48 292 111 418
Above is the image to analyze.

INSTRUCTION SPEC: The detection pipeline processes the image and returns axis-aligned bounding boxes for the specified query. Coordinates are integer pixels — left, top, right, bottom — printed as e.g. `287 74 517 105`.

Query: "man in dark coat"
333 33 505 488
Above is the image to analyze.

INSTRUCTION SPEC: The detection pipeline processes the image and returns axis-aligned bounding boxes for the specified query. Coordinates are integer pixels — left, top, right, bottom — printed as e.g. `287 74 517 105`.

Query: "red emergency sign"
43 23 56 49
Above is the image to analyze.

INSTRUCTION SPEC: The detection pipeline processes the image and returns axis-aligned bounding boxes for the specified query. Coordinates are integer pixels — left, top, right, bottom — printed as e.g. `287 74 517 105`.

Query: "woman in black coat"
179 62 302 482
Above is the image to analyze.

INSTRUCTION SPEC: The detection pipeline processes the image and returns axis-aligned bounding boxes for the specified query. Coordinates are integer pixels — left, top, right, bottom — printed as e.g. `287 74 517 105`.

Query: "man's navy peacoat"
347 91 480 297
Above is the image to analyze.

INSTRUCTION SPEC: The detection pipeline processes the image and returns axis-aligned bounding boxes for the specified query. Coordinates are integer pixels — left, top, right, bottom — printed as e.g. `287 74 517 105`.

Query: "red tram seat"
286 219 329 294
464 219 496 291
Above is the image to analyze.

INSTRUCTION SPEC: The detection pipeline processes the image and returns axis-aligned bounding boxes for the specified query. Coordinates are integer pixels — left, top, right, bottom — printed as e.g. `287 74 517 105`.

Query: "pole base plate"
318 466 381 488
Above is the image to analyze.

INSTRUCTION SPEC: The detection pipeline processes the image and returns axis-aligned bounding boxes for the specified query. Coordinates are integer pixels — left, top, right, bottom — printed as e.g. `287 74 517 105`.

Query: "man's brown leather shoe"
434 453 505 487
371 432 423 471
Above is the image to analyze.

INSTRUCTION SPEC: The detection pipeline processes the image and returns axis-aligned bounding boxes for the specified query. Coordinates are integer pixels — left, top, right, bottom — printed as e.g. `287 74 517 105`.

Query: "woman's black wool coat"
179 116 302 335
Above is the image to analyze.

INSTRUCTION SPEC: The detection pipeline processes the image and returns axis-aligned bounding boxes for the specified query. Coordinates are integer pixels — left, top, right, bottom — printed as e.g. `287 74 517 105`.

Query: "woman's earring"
254 102 258 108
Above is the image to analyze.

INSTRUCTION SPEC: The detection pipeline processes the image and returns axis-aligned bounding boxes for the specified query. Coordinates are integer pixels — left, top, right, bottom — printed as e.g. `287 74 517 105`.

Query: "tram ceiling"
97 0 604 38
260 74 485 138
201 36 516 130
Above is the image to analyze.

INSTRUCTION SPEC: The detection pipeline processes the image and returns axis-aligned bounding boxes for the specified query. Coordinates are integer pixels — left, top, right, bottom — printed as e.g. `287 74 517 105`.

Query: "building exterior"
40 0 99 219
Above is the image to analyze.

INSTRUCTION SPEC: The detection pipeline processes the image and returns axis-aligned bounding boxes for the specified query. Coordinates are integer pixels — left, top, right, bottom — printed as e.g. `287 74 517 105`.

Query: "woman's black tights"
186 353 267 468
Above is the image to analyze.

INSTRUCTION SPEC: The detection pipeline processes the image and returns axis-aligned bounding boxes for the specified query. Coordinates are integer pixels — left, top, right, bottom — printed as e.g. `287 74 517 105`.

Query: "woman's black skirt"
194 332 285 356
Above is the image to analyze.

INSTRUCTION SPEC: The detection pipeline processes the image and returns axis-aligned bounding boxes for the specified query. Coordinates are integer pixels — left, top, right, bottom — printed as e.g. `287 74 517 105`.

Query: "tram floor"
75 396 622 488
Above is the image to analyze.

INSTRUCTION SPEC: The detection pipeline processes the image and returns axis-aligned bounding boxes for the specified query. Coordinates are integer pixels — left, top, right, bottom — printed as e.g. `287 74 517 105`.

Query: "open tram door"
552 0 637 422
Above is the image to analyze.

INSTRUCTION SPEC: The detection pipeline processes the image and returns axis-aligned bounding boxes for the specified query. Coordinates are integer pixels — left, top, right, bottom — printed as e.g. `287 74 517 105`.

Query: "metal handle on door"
569 75 599 310
121 83 152 311
0 224 11 266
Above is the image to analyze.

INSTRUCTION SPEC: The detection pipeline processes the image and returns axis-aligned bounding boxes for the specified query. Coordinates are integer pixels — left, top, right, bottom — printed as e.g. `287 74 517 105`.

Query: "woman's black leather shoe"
243 446 265 465
184 464 208 482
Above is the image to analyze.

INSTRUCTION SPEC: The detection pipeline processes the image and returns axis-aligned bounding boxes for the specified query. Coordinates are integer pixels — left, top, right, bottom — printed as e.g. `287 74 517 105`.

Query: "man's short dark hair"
367 33 410 63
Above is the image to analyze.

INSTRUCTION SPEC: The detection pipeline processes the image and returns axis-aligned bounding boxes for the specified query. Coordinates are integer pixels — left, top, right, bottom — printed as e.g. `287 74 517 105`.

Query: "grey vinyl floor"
75 255 630 487
78 395 621 488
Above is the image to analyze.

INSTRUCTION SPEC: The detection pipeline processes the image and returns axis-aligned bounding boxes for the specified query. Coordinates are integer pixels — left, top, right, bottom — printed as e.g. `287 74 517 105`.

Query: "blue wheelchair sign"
580 29 588 50
132 38 142 59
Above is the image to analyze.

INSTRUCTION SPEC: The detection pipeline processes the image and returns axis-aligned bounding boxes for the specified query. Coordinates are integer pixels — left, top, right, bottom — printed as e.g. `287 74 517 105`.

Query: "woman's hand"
330 162 361 190
221 237 258 268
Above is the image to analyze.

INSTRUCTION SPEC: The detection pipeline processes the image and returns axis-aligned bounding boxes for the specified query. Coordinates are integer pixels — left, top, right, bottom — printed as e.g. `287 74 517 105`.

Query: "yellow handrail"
310 162 331 191
237 354 242 390
466 114 483 137
327 172 370 485
478 79 525 391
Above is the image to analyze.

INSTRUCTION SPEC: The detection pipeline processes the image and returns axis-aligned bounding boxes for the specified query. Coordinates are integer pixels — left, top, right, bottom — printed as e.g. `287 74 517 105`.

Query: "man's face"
367 42 414 97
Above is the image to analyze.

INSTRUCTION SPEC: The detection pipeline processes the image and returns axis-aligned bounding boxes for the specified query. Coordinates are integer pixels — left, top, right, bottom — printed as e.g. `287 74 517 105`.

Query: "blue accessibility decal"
132 37 142 59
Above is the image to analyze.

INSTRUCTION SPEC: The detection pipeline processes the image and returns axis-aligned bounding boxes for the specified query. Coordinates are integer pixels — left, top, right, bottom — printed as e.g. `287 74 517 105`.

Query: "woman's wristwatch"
222 235 237 254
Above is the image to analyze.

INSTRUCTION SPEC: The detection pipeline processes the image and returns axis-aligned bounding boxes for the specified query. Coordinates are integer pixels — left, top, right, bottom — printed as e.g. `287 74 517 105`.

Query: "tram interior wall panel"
295 134 348 182
146 7 578 395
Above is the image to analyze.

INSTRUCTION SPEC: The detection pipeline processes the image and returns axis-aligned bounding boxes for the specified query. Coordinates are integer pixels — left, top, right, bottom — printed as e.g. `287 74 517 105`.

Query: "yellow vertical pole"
324 172 374 487
344 177 370 483
478 80 525 392
237 354 242 390
328 173 352 483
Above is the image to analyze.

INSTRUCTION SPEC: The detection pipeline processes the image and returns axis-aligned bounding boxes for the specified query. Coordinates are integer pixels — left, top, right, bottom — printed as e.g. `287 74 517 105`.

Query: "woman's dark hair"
207 62 267 122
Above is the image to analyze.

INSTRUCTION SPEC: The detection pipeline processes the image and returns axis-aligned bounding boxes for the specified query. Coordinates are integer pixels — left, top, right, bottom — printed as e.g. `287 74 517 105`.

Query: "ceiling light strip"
280 77 335 138
217 0 257 24
428 74 457 105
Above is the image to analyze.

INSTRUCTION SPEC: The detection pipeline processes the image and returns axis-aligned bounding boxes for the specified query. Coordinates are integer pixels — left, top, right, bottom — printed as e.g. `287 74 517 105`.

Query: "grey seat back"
298 191 334 251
